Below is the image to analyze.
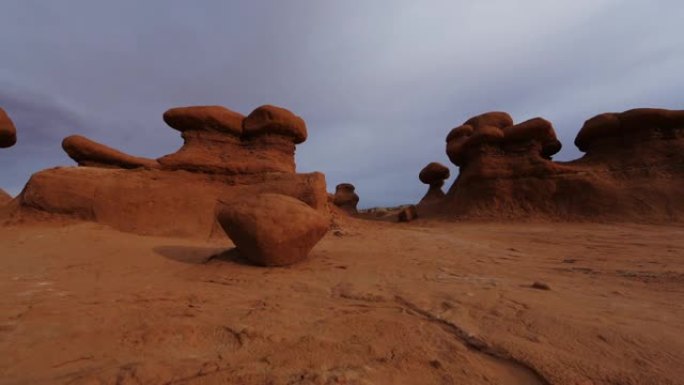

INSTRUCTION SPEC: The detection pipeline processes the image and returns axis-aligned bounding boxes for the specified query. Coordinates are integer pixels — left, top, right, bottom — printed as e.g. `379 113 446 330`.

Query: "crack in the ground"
395 295 551 385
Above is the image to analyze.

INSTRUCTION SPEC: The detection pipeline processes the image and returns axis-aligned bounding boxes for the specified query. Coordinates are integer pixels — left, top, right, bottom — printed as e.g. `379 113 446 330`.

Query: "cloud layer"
1 1 683 206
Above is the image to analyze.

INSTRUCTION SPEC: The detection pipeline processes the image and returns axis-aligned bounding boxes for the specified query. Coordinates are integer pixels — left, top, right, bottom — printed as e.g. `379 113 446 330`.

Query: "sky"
1 1 683 207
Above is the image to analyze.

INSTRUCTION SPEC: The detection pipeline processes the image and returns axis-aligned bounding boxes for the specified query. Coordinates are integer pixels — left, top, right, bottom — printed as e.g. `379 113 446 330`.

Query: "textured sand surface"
1 219 683 385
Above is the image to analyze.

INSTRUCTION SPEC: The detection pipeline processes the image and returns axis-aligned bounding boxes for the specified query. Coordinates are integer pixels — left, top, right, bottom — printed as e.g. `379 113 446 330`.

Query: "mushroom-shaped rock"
217 193 329 266
163 106 244 135
0 189 11 205
63 135 160 169
243 105 307 144
159 104 301 174
333 183 359 214
418 162 450 204
446 112 562 167
575 108 684 152
503 117 562 158
0 107 17 148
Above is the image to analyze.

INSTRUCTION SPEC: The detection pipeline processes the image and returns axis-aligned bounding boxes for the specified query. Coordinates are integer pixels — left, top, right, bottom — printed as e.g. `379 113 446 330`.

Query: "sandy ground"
0 218 683 385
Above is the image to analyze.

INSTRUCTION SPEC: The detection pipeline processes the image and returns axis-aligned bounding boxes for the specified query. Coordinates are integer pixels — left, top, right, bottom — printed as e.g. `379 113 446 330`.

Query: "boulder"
62 135 160 169
333 183 359 214
418 162 450 205
217 193 329 266
0 107 17 148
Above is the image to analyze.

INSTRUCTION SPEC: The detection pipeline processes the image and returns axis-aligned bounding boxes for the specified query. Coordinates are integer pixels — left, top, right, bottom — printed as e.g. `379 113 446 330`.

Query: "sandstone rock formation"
333 183 359 214
442 108 684 221
217 193 329 266
0 189 11 206
0 107 17 148
158 105 304 174
63 135 160 169
418 162 450 205
4 105 328 238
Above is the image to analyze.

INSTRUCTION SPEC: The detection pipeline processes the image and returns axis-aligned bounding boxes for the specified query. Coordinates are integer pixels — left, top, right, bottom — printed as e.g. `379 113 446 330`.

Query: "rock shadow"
154 245 253 266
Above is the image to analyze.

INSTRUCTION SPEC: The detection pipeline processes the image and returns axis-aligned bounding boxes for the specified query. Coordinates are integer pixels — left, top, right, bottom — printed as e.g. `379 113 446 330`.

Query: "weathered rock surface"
0 189 11 205
4 104 329 238
158 105 302 174
217 193 329 266
0 107 17 148
62 135 160 169
418 162 450 205
442 108 684 221
333 183 359 214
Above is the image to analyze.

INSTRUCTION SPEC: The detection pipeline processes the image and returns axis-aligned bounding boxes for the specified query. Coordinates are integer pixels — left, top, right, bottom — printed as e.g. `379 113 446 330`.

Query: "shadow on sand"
154 245 253 266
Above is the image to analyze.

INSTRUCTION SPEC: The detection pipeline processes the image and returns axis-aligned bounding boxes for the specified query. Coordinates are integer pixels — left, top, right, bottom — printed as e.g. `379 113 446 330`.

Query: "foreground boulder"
333 183 359 214
3 104 328 238
217 193 329 266
440 108 684 221
0 107 17 148
418 162 449 205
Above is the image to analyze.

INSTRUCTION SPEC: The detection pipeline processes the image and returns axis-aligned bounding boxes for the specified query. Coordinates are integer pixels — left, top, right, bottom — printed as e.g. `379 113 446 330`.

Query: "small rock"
531 281 551 290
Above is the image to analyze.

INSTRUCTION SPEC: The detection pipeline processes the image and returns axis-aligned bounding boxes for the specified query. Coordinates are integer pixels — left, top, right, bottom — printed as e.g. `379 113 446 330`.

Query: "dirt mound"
418 162 450 205
3 105 328 238
217 193 329 266
332 183 359 214
0 107 17 148
441 108 684 221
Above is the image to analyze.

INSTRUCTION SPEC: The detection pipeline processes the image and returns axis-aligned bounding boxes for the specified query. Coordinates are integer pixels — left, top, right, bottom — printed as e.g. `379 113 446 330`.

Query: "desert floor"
0 219 683 385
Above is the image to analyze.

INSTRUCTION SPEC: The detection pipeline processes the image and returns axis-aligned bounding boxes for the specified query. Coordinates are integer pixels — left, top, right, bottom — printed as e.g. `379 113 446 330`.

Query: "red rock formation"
442 108 684 221
418 162 450 205
333 183 359 214
0 189 11 206
158 105 304 174
0 107 17 148
62 135 160 169
4 104 328 238
217 193 329 266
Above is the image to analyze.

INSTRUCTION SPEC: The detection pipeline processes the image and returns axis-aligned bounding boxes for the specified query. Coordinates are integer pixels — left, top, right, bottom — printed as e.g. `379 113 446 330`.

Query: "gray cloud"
1 1 683 206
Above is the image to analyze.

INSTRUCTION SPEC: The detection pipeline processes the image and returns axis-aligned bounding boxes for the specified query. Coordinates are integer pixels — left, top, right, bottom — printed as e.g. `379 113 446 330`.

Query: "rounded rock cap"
0 107 17 148
419 162 450 185
335 183 356 192
242 105 307 144
163 106 244 136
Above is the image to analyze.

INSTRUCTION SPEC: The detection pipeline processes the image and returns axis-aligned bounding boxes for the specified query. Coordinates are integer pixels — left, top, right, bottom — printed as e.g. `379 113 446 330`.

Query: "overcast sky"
1 1 682 207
